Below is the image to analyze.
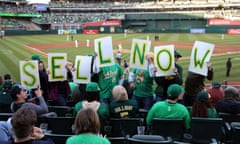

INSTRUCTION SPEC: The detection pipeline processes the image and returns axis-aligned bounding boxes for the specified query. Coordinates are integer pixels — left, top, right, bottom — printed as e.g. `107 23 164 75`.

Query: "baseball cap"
31 54 41 61
196 90 210 102
174 50 182 58
212 81 221 88
10 84 28 100
167 84 184 99
86 82 100 92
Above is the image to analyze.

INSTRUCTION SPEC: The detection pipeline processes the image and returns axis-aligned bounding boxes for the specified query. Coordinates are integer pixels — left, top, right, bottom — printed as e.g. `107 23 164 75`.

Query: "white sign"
189 41 214 76
129 38 151 70
73 56 92 84
48 53 67 81
154 45 175 76
20 60 40 89
94 36 114 67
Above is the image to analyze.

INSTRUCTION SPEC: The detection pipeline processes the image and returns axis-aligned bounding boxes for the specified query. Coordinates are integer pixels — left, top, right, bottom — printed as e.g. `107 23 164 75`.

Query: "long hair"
73 108 100 134
192 101 213 118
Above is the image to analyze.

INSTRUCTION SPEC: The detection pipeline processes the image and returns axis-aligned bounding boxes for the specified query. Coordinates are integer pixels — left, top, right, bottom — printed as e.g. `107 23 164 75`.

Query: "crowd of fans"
0 50 239 143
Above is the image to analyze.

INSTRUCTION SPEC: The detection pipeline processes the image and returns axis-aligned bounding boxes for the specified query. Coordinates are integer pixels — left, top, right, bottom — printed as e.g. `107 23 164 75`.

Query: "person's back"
146 84 190 129
215 86 240 114
207 81 223 106
192 90 218 118
110 85 138 118
73 82 110 121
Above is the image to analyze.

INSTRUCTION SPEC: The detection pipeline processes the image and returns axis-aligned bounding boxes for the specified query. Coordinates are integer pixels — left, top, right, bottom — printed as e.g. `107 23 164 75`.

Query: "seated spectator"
110 85 138 118
0 80 14 112
192 90 217 118
11 107 54 144
10 84 49 116
73 82 109 121
146 84 190 129
67 108 110 144
207 81 224 106
0 120 12 143
215 86 240 114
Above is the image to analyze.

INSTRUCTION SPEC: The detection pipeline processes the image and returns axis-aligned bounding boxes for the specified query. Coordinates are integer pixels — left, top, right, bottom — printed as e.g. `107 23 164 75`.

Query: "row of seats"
1 106 240 144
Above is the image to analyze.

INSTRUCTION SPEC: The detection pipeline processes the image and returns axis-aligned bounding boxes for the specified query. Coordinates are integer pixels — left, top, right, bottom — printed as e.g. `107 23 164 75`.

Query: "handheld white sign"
20 60 40 89
94 36 114 67
48 53 67 81
154 45 175 76
189 41 214 76
129 38 151 70
73 56 92 84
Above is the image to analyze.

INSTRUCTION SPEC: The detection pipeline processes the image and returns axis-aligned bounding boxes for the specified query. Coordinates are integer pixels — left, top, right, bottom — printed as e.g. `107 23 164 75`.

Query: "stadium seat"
218 112 240 123
128 134 172 144
190 117 223 144
48 106 73 117
0 113 12 121
150 118 185 141
44 116 75 134
45 133 72 144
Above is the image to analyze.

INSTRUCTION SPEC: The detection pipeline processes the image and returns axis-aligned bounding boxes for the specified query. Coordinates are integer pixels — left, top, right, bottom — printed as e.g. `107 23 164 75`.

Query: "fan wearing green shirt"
146 84 190 129
73 82 109 121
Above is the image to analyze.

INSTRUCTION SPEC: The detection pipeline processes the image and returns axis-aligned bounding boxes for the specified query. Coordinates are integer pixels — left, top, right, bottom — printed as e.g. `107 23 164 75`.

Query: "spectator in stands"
110 85 138 118
48 65 71 106
146 84 190 129
11 107 54 144
129 67 154 110
93 52 123 105
38 60 49 103
154 50 183 101
0 120 12 143
4 74 13 83
183 62 214 106
215 86 240 114
10 84 49 116
128 52 154 110
73 82 109 121
192 90 218 118
207 81 224 106
0 80 14 113
67 108 110 144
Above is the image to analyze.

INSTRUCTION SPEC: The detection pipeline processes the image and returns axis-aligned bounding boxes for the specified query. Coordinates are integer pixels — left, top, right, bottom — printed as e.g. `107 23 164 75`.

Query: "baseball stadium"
0 0 240 143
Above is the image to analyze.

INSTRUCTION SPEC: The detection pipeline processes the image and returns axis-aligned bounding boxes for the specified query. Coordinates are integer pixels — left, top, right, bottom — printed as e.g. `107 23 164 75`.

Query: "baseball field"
0 33 239 84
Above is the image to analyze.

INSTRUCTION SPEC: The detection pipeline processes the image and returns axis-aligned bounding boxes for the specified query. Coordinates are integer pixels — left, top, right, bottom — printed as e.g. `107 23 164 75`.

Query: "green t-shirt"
110 100 138 118
73 101 110 121
133 69 154 97
146 101 190 129
98 64 123 99
66 134 111 144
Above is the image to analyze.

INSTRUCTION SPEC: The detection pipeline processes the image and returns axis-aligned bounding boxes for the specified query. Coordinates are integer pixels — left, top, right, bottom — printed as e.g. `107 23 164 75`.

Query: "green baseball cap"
167 84 184 99
86 82 100 92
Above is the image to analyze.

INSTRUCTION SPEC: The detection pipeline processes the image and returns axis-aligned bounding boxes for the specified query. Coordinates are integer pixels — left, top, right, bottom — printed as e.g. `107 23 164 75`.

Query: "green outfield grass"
0 33 239 83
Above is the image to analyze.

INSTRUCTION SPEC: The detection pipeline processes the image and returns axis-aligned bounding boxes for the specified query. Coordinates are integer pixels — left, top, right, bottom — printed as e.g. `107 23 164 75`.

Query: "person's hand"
31 127 44 140
34 88 42 98
94 52 98 57
173 68 178 75
207 62 212 71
